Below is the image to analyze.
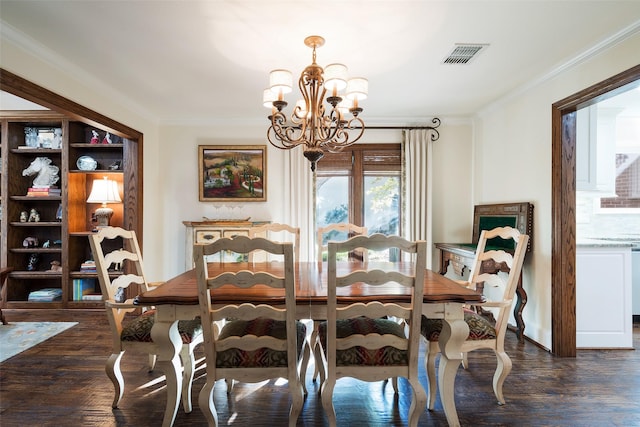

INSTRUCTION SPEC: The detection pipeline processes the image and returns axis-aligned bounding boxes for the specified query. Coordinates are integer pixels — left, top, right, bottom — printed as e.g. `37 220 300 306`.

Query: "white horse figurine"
22 157 60 188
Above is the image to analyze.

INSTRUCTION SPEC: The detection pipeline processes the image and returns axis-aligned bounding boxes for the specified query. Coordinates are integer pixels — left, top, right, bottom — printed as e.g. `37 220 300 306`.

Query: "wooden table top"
136 262 483 307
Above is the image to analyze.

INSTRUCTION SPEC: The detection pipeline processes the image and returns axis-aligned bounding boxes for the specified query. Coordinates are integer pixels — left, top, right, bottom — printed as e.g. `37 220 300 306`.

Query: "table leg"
437 303 468 427
513 274 527 343
151 309 183 427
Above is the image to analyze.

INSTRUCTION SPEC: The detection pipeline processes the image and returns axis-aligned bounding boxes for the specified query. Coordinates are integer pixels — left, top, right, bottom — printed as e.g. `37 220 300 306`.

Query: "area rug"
0 322 78 362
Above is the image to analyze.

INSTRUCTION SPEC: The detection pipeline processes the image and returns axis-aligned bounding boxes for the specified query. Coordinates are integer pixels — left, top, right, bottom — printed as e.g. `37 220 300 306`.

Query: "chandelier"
264 35 368 172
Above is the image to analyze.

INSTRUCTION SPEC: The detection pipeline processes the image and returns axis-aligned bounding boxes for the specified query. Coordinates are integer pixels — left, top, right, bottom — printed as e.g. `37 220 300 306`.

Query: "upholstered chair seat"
120 310 202 344
319 317 408 366
421 309 497 342
215 318 306 368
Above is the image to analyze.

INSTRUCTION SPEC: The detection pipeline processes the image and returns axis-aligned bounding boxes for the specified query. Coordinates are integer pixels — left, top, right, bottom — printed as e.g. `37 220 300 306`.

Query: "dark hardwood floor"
1 309 638 426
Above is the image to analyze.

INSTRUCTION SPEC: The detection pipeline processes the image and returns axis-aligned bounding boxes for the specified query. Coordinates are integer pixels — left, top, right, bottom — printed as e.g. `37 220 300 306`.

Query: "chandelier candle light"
264 35 368 171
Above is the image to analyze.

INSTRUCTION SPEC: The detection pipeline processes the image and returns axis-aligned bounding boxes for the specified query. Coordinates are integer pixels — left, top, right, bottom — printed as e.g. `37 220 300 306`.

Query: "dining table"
135 261 483 427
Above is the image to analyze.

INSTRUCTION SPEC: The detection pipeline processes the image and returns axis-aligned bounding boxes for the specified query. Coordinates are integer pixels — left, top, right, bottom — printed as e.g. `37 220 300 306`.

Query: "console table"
183 220 269 270
435 202 534 343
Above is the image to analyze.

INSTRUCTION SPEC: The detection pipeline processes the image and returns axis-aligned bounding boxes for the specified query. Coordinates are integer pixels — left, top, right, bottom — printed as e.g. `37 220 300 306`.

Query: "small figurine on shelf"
27 208 40 222
20 211 28 222
23 237 39 248
22 157 60 188
90 130 100 144
24 127 39 148
102 132 112 144
108 160 121 170
27 253 40 271
52 128 62 149
48 261 62 272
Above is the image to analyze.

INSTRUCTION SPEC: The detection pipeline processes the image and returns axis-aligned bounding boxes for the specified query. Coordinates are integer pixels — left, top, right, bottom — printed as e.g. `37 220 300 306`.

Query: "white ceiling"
1 1 640 126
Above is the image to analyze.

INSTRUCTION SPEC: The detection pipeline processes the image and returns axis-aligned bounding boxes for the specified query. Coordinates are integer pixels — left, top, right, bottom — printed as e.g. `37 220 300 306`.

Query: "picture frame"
198 145 267 202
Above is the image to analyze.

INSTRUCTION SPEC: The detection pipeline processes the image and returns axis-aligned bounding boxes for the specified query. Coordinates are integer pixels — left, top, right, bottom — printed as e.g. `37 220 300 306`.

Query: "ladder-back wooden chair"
89 226 203 413
318 233 427 427
194 236 305 427
421 226 529 408
248 223 300 263
303 222 369 386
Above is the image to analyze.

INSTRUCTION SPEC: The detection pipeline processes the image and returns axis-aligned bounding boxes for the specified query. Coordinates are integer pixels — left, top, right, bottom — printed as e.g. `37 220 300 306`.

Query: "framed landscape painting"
198 145 267 202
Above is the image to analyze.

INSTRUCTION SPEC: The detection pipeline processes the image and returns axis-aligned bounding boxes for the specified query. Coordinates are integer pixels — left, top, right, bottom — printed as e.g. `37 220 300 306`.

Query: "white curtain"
403 129 434 268
283 149 314 261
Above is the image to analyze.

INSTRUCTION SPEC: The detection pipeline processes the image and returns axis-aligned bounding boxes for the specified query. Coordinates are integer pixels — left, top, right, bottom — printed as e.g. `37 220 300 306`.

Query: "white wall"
158 122 474 279
0 37 164 279
1 30 474 282
475 31 640 349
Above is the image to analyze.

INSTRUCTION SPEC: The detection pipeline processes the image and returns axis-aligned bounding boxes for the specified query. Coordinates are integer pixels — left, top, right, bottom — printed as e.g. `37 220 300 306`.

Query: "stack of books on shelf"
72 278 100 301
27 186 61 197
80 260 96 273
28 288 63 302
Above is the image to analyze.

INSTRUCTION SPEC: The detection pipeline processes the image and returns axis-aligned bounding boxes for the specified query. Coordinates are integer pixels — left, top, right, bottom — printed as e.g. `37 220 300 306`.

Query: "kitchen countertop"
577 237 639 249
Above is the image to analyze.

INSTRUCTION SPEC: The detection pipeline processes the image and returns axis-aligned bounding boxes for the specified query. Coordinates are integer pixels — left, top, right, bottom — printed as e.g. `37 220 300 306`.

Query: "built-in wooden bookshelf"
1 70 143 310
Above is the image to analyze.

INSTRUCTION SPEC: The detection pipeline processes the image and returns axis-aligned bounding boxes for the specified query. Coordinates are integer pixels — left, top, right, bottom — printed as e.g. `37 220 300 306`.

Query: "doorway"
551 64 640 357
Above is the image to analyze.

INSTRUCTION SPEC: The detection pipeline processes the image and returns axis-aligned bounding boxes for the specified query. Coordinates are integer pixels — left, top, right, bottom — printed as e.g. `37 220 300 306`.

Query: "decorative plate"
77 155 97 171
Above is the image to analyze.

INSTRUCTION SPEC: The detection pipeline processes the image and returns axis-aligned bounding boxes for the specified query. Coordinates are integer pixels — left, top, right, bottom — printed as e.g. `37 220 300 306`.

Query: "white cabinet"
576 245 633 348
633 250 640 316
576 105 618 194
183 220 268 269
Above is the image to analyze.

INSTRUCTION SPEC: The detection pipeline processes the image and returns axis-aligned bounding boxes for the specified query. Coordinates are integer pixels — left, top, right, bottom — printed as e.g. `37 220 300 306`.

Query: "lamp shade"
346 77 368 100
87 177 121 204
323 63 348 92
269 69 293 95
263 88 277 108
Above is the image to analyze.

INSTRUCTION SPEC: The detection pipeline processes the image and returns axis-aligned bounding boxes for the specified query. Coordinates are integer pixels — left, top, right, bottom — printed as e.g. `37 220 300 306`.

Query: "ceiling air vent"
443 44 488 64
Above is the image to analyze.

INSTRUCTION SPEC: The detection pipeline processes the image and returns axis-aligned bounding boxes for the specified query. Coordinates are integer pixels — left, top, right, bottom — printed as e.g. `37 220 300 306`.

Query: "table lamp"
87 176 121 227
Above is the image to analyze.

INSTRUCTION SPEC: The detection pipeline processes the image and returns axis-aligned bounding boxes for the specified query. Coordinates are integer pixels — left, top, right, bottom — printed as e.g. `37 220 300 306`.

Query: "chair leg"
313 335 326 388
424 342 438 410
180 345 196 413
310 320 321 382
288 372 305 427
298 337 311 395
493 350 512 405
320 376 337 427
198 378 218 426
105 351 125 408
148 354 157 372
407 377 427 427
0 309 7 325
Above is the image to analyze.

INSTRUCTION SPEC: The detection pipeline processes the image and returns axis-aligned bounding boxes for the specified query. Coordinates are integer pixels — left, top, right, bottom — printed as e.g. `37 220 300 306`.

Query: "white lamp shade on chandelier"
264 35 368 172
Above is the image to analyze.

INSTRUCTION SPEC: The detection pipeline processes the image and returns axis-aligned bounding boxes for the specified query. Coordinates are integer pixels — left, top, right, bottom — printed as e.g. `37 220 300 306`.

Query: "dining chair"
303 222 369 386
317 233 427 427
316 222 368 263
421 226 529 408
194 235 306 427
0 267 14 325
88 226 203 413
248 223 300 263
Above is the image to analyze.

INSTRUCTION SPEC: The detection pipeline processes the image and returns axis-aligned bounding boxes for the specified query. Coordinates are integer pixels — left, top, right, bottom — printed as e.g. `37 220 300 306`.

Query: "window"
595 82 640 212
315 144 402 259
